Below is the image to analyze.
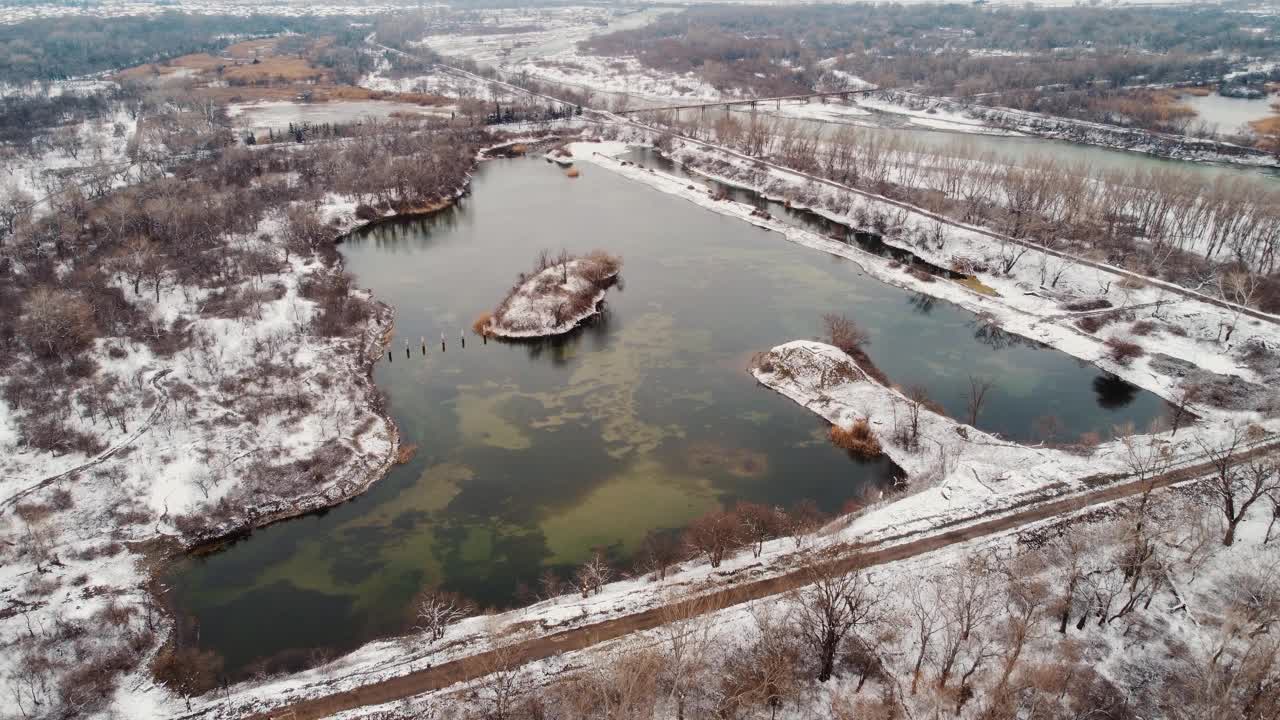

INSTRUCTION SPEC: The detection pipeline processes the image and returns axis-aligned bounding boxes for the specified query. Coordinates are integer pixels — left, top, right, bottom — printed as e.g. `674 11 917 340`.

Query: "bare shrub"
829 418 882 458
413 588 473 642
1076 314 1108 333
637 530 686 580
152 645 224 702
1131 320 1157 336
1063 297 1112 312
823 313 870 356
1105 337 1145 365
19 287 97 359
684 509 744 568
718 610 804 718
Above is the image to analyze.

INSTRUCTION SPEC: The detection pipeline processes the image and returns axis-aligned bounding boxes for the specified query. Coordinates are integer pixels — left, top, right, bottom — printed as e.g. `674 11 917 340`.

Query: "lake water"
166 155 1170 677
1182 92 1278 136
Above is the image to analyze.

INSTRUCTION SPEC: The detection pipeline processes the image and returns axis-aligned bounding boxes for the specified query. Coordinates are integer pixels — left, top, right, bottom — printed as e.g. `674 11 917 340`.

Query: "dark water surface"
167 155 1170 675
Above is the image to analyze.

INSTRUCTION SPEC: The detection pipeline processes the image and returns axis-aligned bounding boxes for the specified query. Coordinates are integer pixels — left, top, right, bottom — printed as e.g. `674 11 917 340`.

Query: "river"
166 154 1171 677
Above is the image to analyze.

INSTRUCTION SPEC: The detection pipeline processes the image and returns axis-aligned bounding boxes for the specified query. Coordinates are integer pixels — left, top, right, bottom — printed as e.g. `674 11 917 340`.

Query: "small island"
477 249 623 338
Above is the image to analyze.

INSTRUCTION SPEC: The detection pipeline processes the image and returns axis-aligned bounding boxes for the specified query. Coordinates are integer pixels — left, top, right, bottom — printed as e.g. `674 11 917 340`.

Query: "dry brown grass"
566 167 581 178
395 444 418 465
1251 114 1280 151
224 37 279 59
473 312 494 336
829 418 882 458
223 56 327 85
1105 337 1145 365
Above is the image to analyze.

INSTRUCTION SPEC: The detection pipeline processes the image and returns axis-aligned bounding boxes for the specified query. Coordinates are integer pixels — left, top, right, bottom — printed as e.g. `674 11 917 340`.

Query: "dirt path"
238 440 1277 720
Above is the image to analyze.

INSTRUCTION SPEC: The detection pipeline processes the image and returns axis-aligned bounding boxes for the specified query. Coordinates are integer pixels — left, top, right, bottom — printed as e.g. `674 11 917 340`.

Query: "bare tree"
658 593 721 719
414 589 472 642
638 530 685 580
965 375 994 426
822 313 871 358
932 555 998 692
718 606 803 720
792 550 883 682
907 579 940 695
995 556 1047 690
18 287 97 359
736 502 783 558
1169 382 1203 437
778 500 825 548
1197 428 1278 546
575 551 612 597
684 509 744 568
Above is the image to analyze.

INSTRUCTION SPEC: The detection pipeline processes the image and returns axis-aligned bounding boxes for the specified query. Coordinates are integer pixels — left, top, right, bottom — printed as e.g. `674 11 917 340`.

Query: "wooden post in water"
421 336 426 355
440 331 446 352
460 328 465 348
405 338 410 358
387 351 393 363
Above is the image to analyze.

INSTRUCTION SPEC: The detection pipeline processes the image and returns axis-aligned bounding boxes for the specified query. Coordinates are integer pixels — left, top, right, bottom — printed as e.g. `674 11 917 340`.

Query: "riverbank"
572 137 1280 421
149 136 1280 720
842 90 1280 167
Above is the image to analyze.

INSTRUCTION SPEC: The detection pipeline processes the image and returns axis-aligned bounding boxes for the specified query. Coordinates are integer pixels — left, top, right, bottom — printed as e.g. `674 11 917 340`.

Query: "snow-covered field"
1 105 139 202
229 99 454 134
0 0 420 25
0 192 403 718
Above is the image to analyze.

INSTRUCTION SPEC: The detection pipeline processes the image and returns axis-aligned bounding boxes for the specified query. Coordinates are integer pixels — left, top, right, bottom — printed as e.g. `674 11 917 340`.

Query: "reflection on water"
168 156 1171 676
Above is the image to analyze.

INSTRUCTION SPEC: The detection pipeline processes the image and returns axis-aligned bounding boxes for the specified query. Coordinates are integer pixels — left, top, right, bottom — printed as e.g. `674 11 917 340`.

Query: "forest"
582 5 1279 115
0 12 363 85
641 111 1280 315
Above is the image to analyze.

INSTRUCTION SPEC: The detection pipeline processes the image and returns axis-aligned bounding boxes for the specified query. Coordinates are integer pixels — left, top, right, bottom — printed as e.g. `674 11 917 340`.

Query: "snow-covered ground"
1 105 139 201
0 0 421 25
324 463 1280 720
484 254 621 338
146 132 1280 720
0 192 402 718
508 50 722 108
359 56 495 99
229 98 454 134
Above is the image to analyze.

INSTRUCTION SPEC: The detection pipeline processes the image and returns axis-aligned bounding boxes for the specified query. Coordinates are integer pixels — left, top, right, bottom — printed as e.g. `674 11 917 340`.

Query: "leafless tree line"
643 111 1280 306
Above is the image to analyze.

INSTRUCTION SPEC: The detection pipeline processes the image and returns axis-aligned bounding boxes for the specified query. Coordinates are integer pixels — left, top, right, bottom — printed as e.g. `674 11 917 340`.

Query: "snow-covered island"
478 250 622 338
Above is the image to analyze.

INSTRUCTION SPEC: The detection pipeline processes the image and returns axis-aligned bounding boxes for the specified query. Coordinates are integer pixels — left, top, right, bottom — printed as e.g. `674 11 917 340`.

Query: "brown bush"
472 312 493 336
1105 337 1145 365
1076 314 1110 334
1063 297 1112 312
152 645 224 697
1131 320 1157 336
354 203 380 221
19 287 97 359
823 313 870 356
395 444 418 465
829 418 882 458
20 419 107 456
579 250 622 287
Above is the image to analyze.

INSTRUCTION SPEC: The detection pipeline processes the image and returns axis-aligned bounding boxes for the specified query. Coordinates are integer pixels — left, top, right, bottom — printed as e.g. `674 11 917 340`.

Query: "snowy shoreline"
484 255 622 339
158 137 1280 720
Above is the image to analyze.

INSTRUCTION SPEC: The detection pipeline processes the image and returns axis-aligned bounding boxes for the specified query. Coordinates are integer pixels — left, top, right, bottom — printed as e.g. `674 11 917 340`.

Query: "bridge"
614 88 880 115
